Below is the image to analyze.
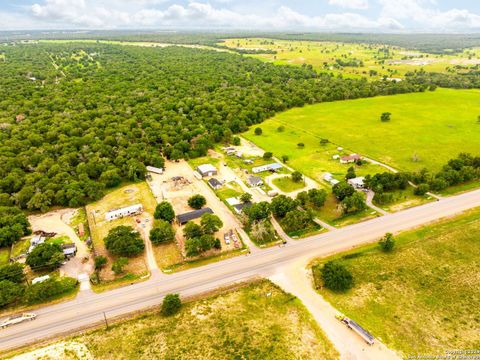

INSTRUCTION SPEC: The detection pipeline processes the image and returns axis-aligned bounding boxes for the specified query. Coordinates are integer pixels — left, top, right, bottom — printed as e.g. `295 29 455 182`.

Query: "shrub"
254 127 263 135
0 280 24 307
94 256 107 270
24 277 77 304
161 293 182 316
414 183 430 196
0 263 25 284
150 220 175 245
380 112 391 122
154 201 175 223
249 219 276 244
26 243 64 272
232 136 241 146
239 193 252 203
104 226 144 257
112 257 129 274
263 152 273 160
321 261 353 292
379 233 395 252
188 195 206 209
291 171 303 183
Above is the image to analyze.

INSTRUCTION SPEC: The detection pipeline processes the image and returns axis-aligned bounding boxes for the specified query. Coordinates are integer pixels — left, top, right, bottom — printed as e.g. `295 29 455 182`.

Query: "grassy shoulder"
311 208 480 356
11 281 338 359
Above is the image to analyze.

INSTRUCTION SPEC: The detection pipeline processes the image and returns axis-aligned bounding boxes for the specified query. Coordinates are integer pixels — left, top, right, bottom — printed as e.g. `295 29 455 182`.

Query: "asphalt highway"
1 189 480 352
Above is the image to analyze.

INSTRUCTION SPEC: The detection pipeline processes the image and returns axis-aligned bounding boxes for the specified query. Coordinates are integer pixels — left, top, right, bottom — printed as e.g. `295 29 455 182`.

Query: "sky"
1 0 480 32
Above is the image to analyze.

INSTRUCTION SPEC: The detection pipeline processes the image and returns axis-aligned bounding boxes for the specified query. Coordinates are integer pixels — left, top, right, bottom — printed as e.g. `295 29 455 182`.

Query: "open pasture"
222 38 480 78
244 88 480 174
312 208 480 355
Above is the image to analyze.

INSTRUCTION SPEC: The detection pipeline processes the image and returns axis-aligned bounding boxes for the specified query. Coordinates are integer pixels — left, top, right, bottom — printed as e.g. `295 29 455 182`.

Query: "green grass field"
22 281 337 359
272 176 306 193
312 208 480 355
222 38 480 79
245 88 480 174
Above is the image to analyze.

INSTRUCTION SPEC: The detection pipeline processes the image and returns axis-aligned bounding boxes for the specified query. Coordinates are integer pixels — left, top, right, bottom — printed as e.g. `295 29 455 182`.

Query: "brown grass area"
15 281 338 359
86 183 156 281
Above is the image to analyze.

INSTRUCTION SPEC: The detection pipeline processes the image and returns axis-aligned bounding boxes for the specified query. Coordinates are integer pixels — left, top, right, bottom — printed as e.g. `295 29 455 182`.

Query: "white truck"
1 313 37 328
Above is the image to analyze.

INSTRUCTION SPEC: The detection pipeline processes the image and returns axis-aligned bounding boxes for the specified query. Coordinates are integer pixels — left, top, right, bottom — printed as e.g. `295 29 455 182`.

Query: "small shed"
146 166 164 175
196 164 218 177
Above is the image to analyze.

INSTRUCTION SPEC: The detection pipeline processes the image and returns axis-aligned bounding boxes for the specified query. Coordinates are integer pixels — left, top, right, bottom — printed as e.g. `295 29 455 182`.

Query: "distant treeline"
406 70 480 89
3 31 480 54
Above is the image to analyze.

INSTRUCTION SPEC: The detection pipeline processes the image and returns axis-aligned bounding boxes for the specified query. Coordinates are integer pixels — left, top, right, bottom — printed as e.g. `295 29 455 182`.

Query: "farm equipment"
1 313 37 329
335 314 375 345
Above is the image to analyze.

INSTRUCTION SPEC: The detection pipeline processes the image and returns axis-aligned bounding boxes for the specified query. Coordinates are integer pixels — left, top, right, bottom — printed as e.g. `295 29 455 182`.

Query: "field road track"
1 189 480 354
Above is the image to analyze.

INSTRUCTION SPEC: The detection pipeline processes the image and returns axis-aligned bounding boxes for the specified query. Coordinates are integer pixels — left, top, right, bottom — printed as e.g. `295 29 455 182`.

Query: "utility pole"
103 312 108 329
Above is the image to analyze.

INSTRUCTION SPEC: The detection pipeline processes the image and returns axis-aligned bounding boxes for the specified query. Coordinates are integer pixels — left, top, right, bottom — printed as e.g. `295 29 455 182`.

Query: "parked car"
224 234 231 245
1 313 37 329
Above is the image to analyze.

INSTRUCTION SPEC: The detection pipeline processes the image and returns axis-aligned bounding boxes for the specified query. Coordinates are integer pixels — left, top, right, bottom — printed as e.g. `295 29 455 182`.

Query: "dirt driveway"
28 209 93 281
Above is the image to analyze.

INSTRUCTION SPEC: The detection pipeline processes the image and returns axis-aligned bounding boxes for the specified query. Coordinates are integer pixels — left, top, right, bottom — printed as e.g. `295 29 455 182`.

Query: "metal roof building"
176 208 213 225
251 163 283 174
196 164 217 177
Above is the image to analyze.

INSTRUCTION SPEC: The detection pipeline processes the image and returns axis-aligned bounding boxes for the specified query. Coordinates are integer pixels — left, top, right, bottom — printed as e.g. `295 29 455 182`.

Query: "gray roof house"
247 176 263 187
208 178 223 190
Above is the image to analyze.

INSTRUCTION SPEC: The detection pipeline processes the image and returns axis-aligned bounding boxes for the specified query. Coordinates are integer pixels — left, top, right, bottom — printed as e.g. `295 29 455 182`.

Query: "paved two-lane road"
1 189 480 352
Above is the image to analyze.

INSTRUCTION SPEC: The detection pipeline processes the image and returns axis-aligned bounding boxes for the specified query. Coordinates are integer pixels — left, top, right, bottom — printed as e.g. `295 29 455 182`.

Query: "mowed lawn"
42 281 338 359
312 208 480 355
244 88 480 174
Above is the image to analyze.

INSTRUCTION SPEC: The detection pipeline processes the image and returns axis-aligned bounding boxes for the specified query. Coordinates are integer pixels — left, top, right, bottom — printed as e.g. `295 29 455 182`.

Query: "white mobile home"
105 204 143 221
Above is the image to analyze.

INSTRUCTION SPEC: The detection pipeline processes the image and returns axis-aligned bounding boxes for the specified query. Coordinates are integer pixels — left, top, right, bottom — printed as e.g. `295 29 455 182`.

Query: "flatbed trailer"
336 315 375 345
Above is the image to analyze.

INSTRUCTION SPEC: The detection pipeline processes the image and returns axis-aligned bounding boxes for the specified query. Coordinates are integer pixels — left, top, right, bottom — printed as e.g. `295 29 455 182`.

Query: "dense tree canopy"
0 43 426 212
0 207 31 247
